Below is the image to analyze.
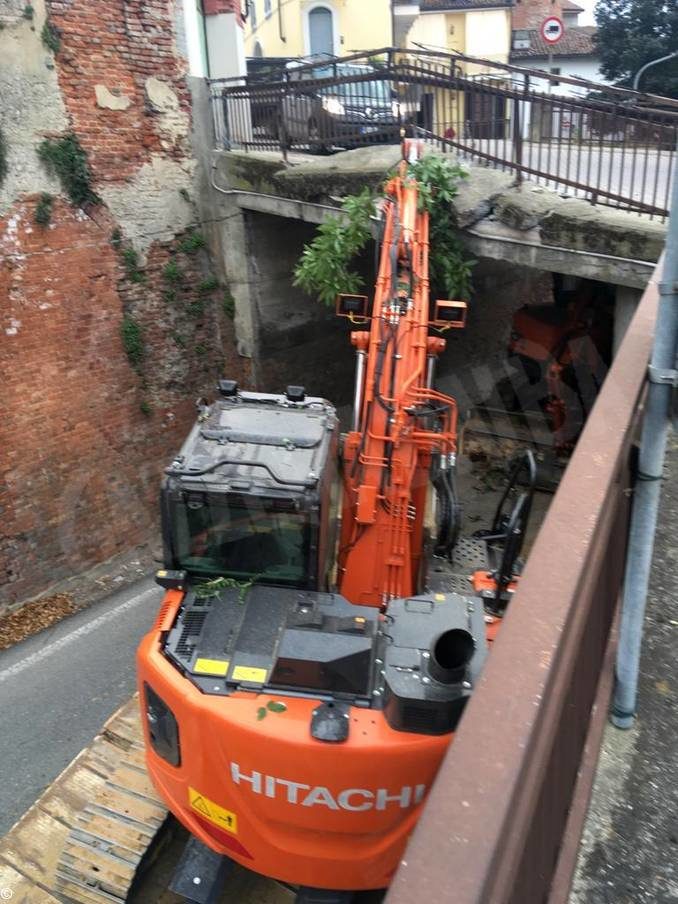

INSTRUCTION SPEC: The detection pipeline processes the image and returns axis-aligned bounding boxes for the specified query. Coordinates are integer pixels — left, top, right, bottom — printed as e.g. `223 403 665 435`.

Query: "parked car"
279 62 402 150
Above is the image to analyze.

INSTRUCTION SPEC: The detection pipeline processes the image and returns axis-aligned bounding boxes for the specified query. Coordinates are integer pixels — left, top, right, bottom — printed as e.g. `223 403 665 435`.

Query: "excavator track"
0 696 167 904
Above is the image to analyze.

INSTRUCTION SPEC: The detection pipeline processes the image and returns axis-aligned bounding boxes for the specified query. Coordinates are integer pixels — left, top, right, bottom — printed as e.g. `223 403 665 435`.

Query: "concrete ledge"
214 146 665 289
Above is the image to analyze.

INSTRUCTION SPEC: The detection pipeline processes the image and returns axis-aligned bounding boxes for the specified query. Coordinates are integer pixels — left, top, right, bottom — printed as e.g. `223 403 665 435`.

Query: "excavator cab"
159 382 339 593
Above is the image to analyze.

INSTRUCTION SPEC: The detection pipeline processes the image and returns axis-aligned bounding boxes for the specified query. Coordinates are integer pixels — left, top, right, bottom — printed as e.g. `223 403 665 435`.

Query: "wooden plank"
107 763 160 802
0 808 69 891
0 860 62 903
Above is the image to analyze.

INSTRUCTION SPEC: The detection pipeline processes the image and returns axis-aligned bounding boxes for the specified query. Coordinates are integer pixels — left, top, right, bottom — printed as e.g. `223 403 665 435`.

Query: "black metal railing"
209 48 678 220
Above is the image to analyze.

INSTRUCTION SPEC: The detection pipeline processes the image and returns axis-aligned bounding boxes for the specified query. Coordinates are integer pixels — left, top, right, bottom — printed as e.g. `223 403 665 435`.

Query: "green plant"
409 155 475 300
41 20 61 54
256 700 288 721
179 231 206 254
121 246 144 283
163 288 177 304
198 277 219 294
110 227 122 249
187 299 204 318
194 575 257 602
140 400 152 416
293 188 375 306
163 259 182 284
34 193 54 227
23 4 34 20
294 157 475 304
0 128 8 187
122 245 144 283
194 343 207 357
120 315 144 368
222 289 235 319
172 331 186 348
37 133 99 207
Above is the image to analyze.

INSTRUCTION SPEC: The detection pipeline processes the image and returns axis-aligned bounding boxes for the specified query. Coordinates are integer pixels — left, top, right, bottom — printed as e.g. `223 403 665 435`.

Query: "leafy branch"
293 155 475 305
293 188 375 306
193 575 258 602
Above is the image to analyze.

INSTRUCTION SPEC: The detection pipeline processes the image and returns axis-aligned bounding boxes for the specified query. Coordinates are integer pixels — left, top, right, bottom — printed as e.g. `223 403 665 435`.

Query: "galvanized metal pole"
611 141 678 728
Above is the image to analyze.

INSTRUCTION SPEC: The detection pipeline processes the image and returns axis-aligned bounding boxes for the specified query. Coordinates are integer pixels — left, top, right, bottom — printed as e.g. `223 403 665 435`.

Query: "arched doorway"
308 5 334 57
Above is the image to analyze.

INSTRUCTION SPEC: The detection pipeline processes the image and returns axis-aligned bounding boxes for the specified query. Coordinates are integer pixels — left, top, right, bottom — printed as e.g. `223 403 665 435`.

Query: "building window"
254 40 264 57
264 0 271 18
550 67 561 86
250 0 257 28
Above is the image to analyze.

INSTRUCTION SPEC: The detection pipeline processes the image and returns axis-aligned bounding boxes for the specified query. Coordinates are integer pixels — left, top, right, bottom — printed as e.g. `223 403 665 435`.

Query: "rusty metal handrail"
211 50 676 219
386 264 660 904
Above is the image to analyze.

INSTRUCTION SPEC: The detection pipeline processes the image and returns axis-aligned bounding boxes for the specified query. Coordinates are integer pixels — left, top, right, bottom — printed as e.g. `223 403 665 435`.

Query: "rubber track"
0 696 167 904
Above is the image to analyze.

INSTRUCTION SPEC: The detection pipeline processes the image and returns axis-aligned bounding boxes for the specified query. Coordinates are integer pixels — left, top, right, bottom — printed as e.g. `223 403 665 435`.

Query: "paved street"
0 576 160 835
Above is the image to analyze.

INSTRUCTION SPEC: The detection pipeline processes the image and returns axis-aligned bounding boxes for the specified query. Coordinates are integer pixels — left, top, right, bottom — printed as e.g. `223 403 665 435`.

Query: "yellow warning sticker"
434 593 446 601
189 787 238 835
194 658 230 677
232 665 268 683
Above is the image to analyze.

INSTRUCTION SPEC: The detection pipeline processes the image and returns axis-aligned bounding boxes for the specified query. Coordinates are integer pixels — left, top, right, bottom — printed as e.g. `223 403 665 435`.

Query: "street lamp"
632 49 678 92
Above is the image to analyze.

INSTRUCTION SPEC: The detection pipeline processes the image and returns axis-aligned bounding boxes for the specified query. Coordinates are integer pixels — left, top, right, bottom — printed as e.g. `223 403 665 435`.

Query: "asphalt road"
0 576 161 835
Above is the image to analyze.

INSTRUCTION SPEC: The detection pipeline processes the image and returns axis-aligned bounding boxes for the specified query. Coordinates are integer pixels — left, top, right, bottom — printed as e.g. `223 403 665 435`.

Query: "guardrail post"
612 138 678 727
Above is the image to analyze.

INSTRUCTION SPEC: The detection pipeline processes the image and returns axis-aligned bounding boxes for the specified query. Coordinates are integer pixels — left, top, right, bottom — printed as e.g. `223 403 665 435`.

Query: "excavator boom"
339 143 460 605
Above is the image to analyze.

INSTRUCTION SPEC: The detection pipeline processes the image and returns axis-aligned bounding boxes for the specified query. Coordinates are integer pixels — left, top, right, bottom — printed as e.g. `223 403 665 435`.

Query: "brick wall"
203 0 241 16
0 1 245 609
512 0 563 31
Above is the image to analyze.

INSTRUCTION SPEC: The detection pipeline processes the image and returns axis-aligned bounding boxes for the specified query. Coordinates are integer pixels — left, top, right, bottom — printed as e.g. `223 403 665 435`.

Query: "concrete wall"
237 210 363 403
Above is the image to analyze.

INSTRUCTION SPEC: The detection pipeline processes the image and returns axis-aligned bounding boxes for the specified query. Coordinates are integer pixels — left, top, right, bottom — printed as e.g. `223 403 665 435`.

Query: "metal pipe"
426 354 436 388
633 50 678 92
612 138 678 728
352 350 367 432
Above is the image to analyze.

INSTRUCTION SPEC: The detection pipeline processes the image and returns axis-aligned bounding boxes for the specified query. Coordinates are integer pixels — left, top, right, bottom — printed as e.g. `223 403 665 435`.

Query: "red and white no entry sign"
541 15 564 44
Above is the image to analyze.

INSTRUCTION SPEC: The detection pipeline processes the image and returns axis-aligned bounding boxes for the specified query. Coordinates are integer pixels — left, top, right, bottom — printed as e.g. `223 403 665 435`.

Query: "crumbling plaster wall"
0 0 244 609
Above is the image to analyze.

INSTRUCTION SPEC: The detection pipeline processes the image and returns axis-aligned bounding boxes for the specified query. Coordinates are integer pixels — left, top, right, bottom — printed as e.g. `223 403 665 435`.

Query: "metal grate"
175 610 208 660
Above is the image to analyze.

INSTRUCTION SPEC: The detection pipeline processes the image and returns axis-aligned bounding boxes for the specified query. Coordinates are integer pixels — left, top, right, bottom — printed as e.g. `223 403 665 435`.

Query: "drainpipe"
611 135 678 728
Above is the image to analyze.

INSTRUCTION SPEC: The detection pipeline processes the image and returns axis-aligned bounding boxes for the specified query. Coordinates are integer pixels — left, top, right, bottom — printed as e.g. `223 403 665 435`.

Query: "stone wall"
0 0 244 608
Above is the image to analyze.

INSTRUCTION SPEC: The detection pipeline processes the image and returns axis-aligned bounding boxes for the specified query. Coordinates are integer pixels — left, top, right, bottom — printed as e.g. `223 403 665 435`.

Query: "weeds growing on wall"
293 155 475 305
38 133 99 207
34 193 54 227
41 20 61 54
222 289 236 319
0 128 7 186
122 246 145 283
163 259 182 284
120 315 145 369
179 231 207 254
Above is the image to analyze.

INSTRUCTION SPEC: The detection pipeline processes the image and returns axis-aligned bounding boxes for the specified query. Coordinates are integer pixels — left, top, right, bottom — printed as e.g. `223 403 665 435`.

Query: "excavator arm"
338 140 464 606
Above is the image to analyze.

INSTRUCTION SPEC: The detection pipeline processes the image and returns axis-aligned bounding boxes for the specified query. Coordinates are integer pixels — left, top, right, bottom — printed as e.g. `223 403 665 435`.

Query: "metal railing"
210 48 678 220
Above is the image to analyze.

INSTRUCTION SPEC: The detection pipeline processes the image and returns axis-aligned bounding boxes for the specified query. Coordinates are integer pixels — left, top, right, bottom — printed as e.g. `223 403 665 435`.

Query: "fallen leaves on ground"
0 592 76 651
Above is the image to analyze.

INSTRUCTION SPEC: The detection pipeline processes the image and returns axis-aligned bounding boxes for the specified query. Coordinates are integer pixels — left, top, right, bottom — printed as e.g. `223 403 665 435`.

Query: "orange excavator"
137 141 535 902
